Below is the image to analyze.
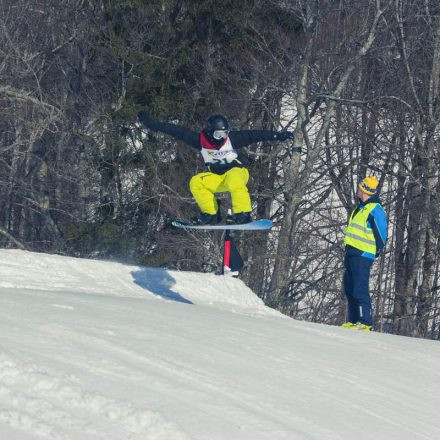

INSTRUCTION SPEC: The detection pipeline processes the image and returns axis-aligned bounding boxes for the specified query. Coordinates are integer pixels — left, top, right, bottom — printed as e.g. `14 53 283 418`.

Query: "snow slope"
0 249 439 440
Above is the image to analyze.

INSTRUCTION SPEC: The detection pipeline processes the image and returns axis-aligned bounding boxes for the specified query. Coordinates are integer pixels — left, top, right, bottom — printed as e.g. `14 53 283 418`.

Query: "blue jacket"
345 194 387 260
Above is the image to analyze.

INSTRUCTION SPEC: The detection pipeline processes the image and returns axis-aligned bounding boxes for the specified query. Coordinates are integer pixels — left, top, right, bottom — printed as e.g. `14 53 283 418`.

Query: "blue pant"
343 254 374 326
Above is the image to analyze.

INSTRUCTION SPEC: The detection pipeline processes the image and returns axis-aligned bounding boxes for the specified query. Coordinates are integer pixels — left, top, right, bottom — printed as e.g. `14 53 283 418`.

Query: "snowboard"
172 219 272 230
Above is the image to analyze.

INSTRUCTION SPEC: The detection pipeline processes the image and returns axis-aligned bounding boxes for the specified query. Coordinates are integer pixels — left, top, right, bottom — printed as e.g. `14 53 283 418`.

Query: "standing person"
138 112 294 224
341 176 387 331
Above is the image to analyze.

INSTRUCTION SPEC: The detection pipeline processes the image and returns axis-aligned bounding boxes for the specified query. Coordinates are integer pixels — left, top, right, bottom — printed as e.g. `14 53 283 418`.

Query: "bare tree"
268 0 390 308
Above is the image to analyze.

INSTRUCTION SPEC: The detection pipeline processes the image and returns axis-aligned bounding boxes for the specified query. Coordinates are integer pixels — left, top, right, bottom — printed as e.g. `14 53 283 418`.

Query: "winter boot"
354 322 372 331
226 212 252 225
340 322 357 329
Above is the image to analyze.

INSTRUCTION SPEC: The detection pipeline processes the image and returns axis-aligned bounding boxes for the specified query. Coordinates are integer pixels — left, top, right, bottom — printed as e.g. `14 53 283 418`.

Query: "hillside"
0 250 439 440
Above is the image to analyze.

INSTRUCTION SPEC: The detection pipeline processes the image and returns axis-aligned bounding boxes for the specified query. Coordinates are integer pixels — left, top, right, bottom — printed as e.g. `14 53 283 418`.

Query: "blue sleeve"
368 205 388 255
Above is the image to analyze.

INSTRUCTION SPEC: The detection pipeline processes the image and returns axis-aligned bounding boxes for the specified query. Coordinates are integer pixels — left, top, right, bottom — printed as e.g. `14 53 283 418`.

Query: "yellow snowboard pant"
189 167 251 215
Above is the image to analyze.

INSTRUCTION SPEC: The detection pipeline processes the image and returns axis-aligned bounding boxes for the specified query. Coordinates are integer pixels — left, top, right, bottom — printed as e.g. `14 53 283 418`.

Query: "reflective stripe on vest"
344 203 378 253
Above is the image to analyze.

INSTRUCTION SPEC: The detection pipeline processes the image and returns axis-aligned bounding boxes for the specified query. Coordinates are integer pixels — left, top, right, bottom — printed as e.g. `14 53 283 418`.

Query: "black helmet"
204 114 230 144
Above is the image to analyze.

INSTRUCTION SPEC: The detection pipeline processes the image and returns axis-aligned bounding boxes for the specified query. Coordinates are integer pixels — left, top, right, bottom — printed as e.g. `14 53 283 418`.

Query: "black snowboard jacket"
138 112 292 174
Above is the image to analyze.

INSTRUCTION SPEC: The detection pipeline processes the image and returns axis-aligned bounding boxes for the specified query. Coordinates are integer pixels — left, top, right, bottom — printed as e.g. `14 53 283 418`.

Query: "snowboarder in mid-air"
138 112 294 225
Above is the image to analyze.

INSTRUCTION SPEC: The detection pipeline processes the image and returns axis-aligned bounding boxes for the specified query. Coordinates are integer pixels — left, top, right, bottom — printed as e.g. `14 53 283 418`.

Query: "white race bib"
200 138 238 165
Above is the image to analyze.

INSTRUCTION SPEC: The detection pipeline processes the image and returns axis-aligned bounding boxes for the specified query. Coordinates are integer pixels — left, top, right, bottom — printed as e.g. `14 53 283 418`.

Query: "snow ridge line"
0 353 191 440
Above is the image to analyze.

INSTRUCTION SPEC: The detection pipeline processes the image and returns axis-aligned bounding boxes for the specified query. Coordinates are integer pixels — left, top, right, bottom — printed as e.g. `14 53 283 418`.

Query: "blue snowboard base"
172 219 272 231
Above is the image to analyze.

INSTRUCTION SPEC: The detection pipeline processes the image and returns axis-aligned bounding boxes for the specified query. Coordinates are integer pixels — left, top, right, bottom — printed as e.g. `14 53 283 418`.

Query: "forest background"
1 0 439 339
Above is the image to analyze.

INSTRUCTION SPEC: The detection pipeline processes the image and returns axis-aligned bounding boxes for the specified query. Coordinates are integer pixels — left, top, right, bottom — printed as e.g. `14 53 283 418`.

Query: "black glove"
274 131 294 142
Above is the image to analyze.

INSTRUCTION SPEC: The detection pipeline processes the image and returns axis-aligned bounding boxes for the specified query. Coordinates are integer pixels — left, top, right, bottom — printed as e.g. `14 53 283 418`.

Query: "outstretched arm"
138 112 199 149
229 130 294 148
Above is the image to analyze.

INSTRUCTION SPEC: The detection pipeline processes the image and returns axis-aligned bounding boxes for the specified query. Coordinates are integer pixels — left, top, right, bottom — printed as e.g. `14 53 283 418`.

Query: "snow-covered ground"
0 249 439 440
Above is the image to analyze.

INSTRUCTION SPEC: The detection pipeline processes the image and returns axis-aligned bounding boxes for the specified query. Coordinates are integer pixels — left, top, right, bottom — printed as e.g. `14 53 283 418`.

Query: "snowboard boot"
191 211 221 225
226 212 252 225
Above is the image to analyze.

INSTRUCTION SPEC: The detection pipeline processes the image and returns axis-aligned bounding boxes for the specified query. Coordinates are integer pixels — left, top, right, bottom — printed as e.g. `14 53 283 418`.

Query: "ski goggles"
213 129 229 140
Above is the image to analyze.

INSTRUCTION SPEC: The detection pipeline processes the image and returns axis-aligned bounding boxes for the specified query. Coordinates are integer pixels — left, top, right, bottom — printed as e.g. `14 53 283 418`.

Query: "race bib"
200 138 238 165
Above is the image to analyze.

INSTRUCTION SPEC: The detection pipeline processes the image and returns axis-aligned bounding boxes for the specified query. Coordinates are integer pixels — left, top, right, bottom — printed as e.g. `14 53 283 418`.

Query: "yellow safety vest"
344 203 378 254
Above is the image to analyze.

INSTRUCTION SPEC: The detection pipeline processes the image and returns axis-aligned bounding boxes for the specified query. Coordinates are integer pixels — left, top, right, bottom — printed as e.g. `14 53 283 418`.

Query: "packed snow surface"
0 249 439 440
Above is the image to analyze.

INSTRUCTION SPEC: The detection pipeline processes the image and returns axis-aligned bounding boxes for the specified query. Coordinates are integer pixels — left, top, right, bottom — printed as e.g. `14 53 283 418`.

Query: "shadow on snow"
131 268 193 304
